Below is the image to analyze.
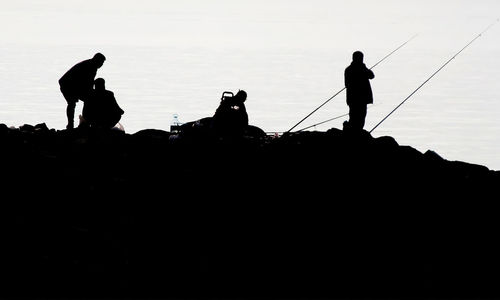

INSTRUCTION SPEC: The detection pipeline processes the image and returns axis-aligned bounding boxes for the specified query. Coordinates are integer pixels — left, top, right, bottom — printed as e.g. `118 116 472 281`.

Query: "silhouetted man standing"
59 53 106 129
344 51 374 131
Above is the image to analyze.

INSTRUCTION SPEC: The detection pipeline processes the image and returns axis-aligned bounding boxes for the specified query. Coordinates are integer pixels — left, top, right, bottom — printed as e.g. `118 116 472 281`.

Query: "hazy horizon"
1 0 500 169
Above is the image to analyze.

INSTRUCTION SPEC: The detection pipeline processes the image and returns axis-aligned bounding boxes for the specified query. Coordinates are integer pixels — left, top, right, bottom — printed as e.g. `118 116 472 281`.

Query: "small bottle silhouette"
170 114 181 132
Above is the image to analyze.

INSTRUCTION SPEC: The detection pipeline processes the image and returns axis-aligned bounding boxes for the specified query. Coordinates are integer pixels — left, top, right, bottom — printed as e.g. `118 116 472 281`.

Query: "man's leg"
66 101 76 129
348 105 361 130
349 104 367 131
61 88 78 129
359 104 367 130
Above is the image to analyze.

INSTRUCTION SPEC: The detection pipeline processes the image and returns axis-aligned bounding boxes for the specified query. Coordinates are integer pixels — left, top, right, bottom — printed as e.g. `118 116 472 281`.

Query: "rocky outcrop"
1 123 499 298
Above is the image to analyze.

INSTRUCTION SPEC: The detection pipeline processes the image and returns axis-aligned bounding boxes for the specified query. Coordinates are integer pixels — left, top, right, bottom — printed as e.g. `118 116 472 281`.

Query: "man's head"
94 78 105 91
352 51 364 63
92 53 106 68
235 90 247 102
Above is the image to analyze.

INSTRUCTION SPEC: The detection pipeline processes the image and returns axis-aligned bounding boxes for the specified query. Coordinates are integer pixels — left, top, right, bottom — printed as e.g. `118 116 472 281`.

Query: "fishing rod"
370 20 498 134
297 103 381 132
296 112 349 132
286 34 418 133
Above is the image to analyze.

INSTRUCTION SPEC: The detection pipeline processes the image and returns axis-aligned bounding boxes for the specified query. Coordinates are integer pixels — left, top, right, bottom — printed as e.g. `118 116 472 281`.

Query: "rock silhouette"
0 123 499 299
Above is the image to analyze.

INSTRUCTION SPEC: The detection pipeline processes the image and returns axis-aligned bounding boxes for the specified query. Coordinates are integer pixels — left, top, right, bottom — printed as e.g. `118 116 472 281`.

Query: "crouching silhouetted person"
212 90 248 137
344 51 374 131
82 78 124 129
59 53 106 129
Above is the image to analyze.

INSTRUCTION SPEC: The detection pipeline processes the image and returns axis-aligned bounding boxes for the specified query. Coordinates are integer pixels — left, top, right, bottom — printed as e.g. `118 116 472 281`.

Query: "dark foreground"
1 123 499 299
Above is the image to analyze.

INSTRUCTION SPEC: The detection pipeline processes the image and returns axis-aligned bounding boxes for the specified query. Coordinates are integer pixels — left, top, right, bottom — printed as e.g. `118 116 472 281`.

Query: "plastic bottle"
170 114 181 132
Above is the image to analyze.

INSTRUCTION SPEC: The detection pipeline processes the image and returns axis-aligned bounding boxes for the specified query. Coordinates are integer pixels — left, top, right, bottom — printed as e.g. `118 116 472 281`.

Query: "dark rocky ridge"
1 122 499 298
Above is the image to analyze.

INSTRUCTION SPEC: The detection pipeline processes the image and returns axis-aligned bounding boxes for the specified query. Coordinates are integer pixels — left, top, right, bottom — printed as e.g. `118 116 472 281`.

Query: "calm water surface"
0 0 499 169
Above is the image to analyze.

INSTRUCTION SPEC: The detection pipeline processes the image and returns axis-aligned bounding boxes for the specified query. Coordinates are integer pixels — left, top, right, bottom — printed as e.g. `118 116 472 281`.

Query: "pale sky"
3 0 497 48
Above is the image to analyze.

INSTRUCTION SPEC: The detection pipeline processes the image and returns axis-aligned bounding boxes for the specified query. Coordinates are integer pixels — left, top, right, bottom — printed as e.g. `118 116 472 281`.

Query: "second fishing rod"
370 20 498 134
286 34 418 133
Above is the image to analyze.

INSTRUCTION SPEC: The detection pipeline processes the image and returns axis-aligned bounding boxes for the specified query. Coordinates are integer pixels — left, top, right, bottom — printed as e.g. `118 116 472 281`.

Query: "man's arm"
367 68 375 80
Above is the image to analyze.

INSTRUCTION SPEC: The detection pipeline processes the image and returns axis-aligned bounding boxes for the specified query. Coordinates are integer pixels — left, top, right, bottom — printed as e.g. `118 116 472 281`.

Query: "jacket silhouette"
212 90 248 136
82 78 124 129
59 53 106 129
344 51 374 131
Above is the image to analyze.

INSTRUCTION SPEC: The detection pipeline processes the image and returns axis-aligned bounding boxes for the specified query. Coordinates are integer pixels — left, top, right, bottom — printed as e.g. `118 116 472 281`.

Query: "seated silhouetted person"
82 78 124 129
212 90 248 137
344 51 374 131
59 53 106 129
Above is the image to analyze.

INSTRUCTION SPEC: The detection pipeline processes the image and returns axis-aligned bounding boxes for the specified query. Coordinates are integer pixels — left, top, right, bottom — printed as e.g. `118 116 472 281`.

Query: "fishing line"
296 103 382 132
286 34 418 133
296 113 349 132
370 20 498 134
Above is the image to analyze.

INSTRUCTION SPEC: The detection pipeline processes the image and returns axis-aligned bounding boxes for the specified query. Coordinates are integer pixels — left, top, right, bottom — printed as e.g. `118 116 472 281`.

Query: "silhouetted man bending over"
59 53 106 129
82 78 124 129
344 51 374 131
